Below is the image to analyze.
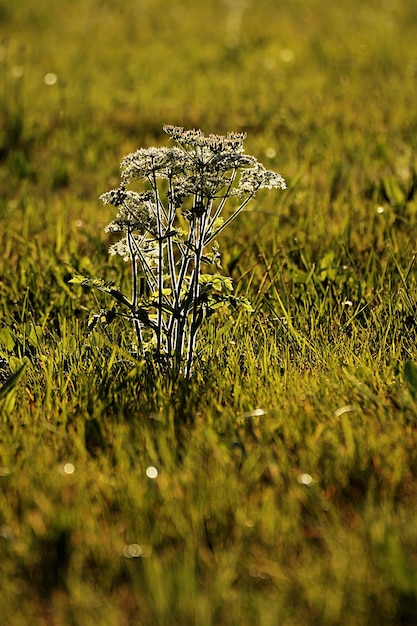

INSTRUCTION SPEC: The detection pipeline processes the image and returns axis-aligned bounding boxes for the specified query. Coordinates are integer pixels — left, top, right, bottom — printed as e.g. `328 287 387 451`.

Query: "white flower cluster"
232 163 287 198
108 235 159 266
121 146 186 183
101 125 286 260
101 189 157 235
163 125 250 168
163 125 247 152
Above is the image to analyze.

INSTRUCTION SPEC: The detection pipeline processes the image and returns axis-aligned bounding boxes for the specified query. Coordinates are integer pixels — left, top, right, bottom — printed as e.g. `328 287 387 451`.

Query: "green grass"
2 0 417 624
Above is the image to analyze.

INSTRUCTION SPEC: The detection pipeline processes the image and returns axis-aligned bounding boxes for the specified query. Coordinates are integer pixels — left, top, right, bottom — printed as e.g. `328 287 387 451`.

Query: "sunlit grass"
1 0 417 624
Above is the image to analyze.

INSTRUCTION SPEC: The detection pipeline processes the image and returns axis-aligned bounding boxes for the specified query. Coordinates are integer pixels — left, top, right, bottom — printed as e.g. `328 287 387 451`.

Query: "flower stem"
127 229 143 349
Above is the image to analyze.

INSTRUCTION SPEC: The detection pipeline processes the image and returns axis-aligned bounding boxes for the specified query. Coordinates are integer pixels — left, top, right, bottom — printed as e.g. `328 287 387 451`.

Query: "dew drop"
63 463 75 475
12 65 24 78
244 518 255 528
123 543 152 558
298 473 314 486
265 147 276 159
44 72 58 86
145 466 158 479
123 543 142 558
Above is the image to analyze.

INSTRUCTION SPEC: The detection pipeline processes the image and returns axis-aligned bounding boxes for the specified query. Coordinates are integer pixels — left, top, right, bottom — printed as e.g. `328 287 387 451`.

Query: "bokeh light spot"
145 466 158 479
44 72 58 86
123 543 152 558
63 463 75 475
298 473 314 486
265 147 276 159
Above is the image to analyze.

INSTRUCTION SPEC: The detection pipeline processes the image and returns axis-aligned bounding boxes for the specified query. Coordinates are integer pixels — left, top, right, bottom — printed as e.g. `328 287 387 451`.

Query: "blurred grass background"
2 0 417 624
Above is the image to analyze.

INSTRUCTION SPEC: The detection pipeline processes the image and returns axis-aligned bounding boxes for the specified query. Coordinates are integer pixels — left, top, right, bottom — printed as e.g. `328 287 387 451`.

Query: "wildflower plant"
72 125 286 378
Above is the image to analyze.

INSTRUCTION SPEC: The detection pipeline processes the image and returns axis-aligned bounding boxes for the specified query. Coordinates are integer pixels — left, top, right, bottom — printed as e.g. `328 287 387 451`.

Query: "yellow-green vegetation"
2 0 417 624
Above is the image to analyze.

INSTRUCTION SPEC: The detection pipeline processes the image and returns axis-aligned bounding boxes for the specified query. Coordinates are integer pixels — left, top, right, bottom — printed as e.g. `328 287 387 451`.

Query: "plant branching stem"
151 172 165 355
205 192 255 246
127 229 143 348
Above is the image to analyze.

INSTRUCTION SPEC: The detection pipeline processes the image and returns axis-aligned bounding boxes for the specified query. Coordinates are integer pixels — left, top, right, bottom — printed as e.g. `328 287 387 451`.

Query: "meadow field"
1 0 417 624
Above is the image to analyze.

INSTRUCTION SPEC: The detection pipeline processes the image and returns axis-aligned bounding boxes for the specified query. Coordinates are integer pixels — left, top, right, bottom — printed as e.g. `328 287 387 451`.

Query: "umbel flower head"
232 162 286 198
120 146 187 183
163 124 247 155
161 125 286 191
101 189 157 235
102 125 286 219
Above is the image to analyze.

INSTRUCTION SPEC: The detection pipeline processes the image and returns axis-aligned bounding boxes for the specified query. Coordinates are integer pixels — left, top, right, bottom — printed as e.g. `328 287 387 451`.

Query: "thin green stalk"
205 191 255 246
169 225 194 340
185 208 209 378
166 177 179 358
150 172 165 356
131 234 158 293
207 168 238 232
167 176 178 289
126 229 143 349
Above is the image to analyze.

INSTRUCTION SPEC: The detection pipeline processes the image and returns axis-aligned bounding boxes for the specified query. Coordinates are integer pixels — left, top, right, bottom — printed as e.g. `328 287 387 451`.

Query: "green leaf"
233 296 254 312
317 251 337 281
70 275 132 308
0 362 26 401
383 176 405 205
199 274 233 292
0 328 16 352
